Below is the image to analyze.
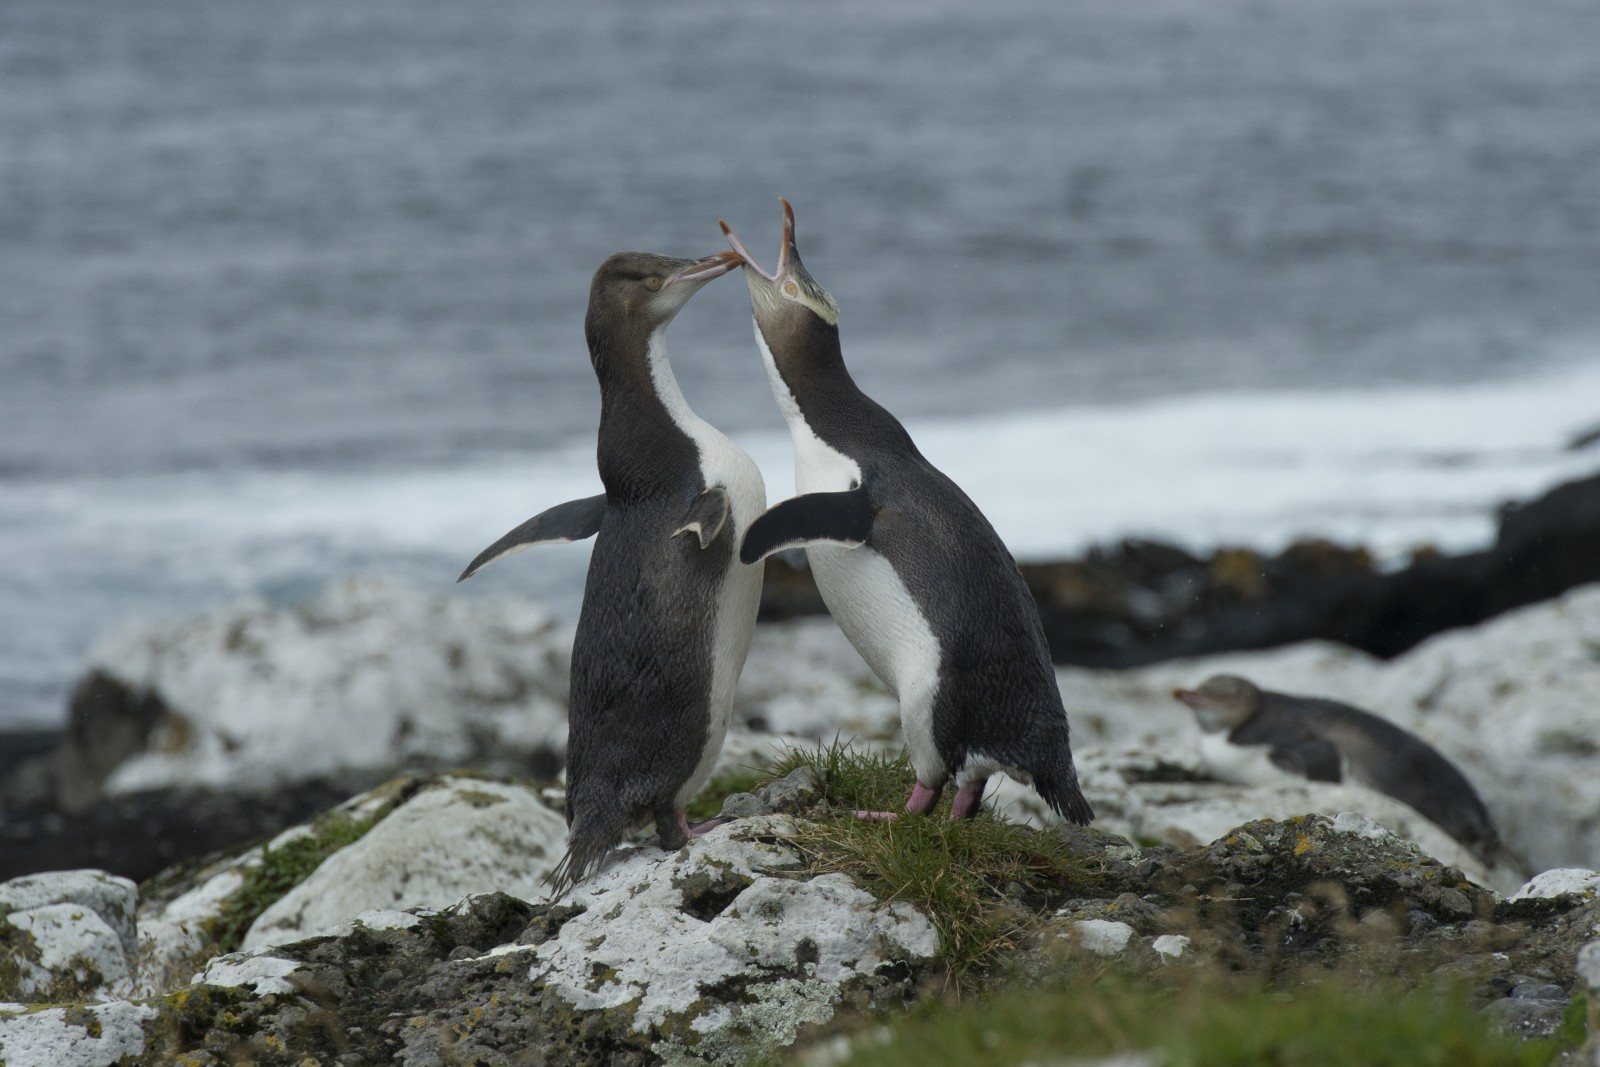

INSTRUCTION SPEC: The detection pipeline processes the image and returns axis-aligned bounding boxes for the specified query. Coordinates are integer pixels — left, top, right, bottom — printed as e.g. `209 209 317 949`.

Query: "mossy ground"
208 810 374 954
771 742 1098 977
818 969 1583 1067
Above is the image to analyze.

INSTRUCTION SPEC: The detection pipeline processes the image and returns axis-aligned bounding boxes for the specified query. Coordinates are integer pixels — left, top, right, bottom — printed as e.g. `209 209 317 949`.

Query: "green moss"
208 812 375 955
822 970 1574 1067
686 766 773 823
771 742 1097 977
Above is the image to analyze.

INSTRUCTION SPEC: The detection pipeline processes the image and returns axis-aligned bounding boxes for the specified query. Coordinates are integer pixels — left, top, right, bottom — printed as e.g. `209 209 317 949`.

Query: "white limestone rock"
243 776 566 950
1071 919 1135 957
0 870 140 1003
197 950 304 995
0 1000 158 1067
2 905 132 1002
533 815 938 1059
0 871 138 962
89 575 570 794
1152 934 1190 960
134 861 255 998
1509 869 1600 902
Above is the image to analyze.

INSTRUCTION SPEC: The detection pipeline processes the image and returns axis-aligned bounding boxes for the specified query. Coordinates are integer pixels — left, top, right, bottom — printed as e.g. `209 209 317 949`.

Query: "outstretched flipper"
458 493 607 582
672 486 732 550
739 487 873 565
1268 739 1343 783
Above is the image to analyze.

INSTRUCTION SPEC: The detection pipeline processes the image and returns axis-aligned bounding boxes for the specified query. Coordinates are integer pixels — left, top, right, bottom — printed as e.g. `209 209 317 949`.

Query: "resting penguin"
459 249 766 896
1173 674 1502 860
720 201 1093 825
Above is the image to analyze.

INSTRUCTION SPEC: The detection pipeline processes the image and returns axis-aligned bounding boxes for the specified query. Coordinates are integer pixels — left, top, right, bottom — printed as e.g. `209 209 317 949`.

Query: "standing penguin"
720 202 1093 825
459 249 766 896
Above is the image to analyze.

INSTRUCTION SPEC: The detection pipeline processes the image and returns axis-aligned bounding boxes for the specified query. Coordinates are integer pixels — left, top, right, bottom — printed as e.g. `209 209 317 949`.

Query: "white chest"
647 331 766 805
1198 732 1325 788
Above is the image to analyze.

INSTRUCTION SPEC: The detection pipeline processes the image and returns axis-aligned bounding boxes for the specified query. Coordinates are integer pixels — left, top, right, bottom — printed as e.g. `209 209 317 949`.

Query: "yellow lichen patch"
1293 835 1314 856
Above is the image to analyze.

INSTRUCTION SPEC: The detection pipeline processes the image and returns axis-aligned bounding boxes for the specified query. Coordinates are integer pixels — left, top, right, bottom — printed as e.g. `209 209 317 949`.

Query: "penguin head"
720 200 843 377
1172 674 1262 732
584 250 742 362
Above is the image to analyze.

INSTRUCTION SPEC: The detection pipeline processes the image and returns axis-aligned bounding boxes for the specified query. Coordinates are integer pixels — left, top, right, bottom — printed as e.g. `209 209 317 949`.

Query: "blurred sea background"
3 0 1599 729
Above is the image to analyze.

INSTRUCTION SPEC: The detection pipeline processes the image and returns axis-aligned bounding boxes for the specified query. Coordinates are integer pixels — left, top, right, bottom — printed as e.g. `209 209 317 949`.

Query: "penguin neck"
594 326 708 497
752 319 913 464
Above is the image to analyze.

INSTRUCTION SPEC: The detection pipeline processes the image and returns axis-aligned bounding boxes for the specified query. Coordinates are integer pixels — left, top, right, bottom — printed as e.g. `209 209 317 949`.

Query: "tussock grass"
823 969 1579 1067
771 742 1097 977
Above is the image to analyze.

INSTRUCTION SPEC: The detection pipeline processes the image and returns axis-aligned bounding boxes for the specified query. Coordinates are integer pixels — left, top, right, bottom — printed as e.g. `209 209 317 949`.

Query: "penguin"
720 201 1093 825
1173 674 1503 860
459 249 766 896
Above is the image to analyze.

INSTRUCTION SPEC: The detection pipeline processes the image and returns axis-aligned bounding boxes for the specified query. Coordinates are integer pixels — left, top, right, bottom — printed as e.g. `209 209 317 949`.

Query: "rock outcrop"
2 768 1599 1066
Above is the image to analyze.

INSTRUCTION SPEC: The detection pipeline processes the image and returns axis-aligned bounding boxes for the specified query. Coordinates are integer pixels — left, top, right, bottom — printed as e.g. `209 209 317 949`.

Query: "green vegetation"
209 812 374 955
772 742 1097 977
822 970 1577 1067
685 765 772 822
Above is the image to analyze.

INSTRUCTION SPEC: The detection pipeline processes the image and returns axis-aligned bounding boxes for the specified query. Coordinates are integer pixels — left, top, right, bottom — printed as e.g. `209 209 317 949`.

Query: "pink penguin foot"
688 816 733 836
852 810 900 821
949 778 989 820
905 782 943 815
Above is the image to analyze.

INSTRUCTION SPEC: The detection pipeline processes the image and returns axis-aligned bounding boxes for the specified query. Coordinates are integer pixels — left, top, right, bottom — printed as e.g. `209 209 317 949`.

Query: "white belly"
674 442 765 809
646 329 768 807
753 320 944 783
809 543 944 784
1198 732 1317 788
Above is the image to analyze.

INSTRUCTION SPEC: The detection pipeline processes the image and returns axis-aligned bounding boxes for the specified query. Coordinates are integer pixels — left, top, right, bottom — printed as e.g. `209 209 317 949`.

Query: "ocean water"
4 0 1600 726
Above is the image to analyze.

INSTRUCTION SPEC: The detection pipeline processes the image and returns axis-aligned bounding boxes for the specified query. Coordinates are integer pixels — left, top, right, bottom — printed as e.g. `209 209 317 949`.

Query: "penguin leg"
949 777 989 820
904 782 944 815
656 806 689 851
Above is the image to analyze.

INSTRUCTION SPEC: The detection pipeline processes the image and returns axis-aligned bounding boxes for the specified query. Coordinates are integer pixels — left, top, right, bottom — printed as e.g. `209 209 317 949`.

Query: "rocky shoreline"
1 475 1598 1062
765 468 1600 668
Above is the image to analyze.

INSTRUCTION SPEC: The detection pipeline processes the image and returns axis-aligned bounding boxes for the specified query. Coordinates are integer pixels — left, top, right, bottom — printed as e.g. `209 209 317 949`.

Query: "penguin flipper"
1268 740 1343 783
671 487 732 550
739 488 873 564
457 493 607 581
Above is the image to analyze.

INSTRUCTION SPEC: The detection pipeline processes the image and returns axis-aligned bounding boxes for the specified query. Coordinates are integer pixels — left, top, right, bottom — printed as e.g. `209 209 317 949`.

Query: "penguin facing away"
1173 674 1503 861
460 249 766 897
720 201 1093 825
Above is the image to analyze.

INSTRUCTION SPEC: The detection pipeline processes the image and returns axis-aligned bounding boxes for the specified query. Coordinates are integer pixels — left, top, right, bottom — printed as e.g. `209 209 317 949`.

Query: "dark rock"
1510 981 1566 1000
0 778 368 883
1480 996 1571 1039
757 469 1600 669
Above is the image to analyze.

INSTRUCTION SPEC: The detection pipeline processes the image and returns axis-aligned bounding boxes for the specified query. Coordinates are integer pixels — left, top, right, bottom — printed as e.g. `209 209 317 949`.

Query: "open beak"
719 197 797 283
667 250 744 286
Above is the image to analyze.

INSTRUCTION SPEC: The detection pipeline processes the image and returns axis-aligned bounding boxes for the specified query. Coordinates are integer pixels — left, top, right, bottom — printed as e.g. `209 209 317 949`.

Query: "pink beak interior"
719 198 797 282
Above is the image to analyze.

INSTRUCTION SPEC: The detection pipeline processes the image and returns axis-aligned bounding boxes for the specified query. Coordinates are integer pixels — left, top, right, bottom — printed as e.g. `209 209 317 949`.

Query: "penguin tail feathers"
1036 770 1095 827
544 811 626 901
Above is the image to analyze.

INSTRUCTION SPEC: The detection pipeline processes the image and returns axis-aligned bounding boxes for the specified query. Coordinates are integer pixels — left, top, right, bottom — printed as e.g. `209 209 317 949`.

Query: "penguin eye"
643 275 663 292
783 281 799 297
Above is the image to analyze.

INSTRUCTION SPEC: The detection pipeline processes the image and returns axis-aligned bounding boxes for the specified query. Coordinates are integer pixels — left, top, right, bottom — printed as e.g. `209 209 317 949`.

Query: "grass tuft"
771 741 1097 977
209 812 374 955
823 969 1575 1067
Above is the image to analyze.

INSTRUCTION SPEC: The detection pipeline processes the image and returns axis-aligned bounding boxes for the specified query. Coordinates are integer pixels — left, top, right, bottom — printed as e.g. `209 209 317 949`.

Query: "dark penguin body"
1174 674 1502 860
460 250 765 896
723 202 1092 824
